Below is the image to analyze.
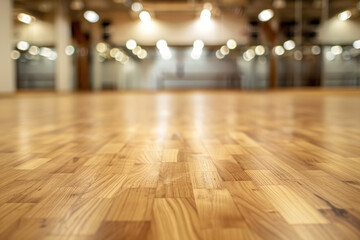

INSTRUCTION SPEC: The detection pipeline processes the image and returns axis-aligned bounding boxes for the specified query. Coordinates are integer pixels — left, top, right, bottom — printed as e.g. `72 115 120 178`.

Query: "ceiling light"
159 48 171 60
193 40 204 50
10 50 21 60
48 51 58 61
139 11 151 23
17 13 34 24
216 50 224 59
283 40 296 51
243 51 254 62
274 45 285 56
96 42 107 53
338 10 351 21
84 10 99 23
353 40 360 49
40 47 52 57
70 0 84 10
115 52 124 61
226 39 237 50
255 45 265 55
311 45 321 55
126 39 137 50
331 45 343 55
17 41 30 51
200 9 211 22
138 49 147 59
65 45 75 56
191 50 202 60
121 55 129 64
28 46 40 55
326 51 335 61
131 2 143 12
220 46 229 55
156 40 168 50
244 49 255 60
110 48 119 57
133 46 142 55
258 9 274 22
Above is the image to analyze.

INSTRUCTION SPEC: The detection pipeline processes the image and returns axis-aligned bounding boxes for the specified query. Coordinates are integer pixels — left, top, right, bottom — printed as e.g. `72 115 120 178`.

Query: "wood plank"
260 185 330 224
194 189 245 229
150 198 202 240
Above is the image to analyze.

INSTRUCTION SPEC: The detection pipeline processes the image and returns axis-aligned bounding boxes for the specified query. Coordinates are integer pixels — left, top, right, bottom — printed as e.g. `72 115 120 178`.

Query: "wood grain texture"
0 89 360 239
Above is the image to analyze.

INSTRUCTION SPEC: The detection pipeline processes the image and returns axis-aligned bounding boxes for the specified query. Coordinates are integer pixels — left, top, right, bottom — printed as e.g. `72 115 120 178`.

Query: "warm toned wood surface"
0 89 360 239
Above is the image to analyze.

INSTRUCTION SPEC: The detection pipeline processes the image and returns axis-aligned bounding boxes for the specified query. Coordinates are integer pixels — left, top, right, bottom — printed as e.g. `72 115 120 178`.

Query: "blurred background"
1 0 360 92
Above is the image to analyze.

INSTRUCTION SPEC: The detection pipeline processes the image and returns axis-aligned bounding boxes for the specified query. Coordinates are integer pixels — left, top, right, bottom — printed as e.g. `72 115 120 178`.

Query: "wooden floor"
0 89 360 240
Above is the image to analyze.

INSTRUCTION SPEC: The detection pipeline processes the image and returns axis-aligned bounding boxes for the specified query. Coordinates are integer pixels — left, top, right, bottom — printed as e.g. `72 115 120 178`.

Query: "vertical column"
294 0 303 87
0 0 15 93
90 23 102 90
55 0 73 91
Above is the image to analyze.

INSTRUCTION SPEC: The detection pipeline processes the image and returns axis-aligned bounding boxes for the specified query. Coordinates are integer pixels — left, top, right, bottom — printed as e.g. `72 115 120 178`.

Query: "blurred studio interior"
1 1 360 240
1 0 360 91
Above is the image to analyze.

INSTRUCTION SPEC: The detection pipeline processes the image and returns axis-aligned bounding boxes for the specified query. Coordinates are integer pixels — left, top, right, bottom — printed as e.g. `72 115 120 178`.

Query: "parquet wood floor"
0 89 360 239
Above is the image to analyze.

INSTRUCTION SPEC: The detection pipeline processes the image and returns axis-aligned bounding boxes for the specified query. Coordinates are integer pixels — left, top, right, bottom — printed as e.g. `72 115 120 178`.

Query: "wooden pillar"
0 0 15 93
261 21 277 89
73 22 90 90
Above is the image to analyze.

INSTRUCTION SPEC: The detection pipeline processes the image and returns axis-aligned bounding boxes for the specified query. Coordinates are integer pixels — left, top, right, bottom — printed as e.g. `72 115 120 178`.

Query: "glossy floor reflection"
0 89 359 239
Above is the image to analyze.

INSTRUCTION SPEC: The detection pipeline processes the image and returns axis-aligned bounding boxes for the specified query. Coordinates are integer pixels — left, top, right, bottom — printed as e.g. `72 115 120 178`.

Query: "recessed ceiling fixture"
139 11 151 23
17 13 35 24
220 46 229 56
65 45 75 56
131 2 143 12
311 45 321 55
138 49 147 59
84 10 99 23
191 40 204 60
353 40 360 49
326 51 335 61
255 45 266 55
10 50 21 60
17 41 30 51
274 45 285 56
126 39 137 50
258 9 274 22
283 40 296 51
216 50 224 59
226 39 237 50
331 45 343 55
156 40 171 60
200 9 211 22
29 46 40 55
243 49 255 61
338 10 351 21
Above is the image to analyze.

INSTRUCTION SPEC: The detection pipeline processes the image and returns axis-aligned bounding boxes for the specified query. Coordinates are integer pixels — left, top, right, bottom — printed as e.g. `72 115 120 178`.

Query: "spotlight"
255 45 266 55
283 40 296 51
200 9 211 22
126 39 137 50
17 41 30 51
226 39 237 50
338 10 351 21
274 45 285 56
84 10 99 23
139 11 151 23
258 9 274 22
131 2 143 12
